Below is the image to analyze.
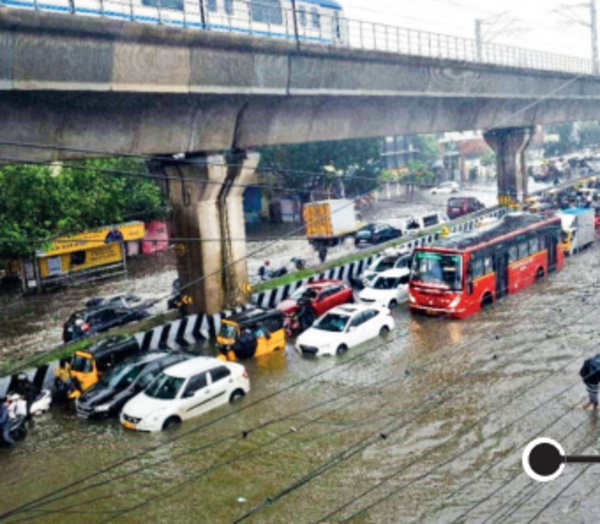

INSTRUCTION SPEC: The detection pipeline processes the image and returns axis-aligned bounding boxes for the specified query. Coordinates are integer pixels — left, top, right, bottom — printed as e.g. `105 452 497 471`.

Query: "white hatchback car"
358 268 410 308
120 357 250 432
296 304 395 356
430 181 460 195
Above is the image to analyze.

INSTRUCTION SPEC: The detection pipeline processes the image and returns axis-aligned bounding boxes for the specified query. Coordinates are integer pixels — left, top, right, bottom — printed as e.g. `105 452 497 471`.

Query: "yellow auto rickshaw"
68 337 142 398
217 308 285 362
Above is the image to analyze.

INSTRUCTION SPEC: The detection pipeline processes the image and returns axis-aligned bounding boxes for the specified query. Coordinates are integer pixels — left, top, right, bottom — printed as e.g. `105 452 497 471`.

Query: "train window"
142 0 183 10
311 6 320 28
298 5 307 27
250 0 283 25
207 0 217 13
224 0 234 15
518 241 529 260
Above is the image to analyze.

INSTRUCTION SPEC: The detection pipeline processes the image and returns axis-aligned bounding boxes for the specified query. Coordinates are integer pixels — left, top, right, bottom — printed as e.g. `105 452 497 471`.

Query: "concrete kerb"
252 206 508 309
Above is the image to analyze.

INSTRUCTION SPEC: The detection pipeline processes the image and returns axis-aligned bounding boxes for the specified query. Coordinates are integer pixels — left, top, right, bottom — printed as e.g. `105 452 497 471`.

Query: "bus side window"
483 256 493 275
518 241 529 260
529 237 540 254
471 258 483 278
508 246 518 263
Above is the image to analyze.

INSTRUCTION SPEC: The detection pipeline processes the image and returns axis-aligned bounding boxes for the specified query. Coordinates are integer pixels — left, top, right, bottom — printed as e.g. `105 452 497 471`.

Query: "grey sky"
344 0 593 58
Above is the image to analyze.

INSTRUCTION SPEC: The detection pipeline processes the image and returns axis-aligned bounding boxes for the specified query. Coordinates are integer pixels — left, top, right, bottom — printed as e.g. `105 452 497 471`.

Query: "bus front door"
493 252 509 298
546 235 557 272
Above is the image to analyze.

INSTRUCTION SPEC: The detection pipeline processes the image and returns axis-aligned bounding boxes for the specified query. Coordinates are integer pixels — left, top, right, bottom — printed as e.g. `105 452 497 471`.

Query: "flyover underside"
2 92 600 161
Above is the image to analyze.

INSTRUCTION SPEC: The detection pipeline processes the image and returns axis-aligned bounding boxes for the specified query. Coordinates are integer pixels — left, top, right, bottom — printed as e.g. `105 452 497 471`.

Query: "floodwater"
1 237 598 523
0 183 495 363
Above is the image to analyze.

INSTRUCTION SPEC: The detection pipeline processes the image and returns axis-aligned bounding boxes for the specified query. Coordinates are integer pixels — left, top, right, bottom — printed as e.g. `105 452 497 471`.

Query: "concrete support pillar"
484 126 535 205
149 152 258 315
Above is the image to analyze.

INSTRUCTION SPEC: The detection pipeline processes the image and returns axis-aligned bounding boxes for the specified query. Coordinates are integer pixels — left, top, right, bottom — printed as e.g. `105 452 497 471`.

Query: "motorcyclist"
13 373 37 420
258 260 271 281
54 359 74 397
0 397 14 445
296 297 316 333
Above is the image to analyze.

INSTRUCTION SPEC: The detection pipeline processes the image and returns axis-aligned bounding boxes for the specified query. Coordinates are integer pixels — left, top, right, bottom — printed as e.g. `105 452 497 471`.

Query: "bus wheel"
481 293 494 309
536 268 544 280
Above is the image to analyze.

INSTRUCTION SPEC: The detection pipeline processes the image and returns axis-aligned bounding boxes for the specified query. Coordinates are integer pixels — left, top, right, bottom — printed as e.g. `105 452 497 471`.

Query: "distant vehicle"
120 357 250 432
296 304 394 356
360 249 412 286
557 208 596 256
354 223 402 247
402 212 448 234
358 268 410 308
84 294 144 309
430 181 460 195
303 199 364 248
408 213 564 319
76 352 190 419
447 197 485 219
276 280 354 317
63 304 150 343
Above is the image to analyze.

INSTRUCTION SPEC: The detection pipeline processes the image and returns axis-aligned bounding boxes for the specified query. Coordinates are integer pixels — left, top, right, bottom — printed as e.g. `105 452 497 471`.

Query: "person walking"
317 245 328 265
580 354 600 411
0 397 14 445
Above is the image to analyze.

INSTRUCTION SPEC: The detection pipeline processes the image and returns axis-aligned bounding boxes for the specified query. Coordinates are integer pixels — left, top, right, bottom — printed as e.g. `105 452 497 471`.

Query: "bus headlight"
408 294 416 304
449 297 461 309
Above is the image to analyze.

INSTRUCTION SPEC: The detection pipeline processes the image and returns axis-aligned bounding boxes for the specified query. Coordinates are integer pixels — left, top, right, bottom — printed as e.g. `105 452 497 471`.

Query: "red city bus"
408 213 564 319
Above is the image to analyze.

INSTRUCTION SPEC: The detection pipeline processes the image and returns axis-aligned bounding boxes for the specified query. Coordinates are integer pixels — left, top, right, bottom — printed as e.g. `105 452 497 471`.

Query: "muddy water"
0 186 462 362
0 239 597 523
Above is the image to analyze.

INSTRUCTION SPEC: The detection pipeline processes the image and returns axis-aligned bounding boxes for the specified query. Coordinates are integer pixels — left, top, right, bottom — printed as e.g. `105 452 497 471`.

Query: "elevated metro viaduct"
2 8 600 313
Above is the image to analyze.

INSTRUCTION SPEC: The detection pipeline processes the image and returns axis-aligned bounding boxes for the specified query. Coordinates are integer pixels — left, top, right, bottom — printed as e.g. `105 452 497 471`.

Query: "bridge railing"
3 0 592 75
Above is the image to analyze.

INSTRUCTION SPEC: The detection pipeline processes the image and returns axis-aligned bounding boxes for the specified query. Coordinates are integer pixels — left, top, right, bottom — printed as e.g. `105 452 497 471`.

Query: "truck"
557 208 596 256
303 199 364 248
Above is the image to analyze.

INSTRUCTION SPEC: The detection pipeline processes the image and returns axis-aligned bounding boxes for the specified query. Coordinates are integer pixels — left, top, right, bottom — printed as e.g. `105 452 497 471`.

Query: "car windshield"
290 286 317 301
219 322 238 339
373 257 395 272
448 198 463 207
144 373 185 400
99 362 144 390
370 277 398 290
411 251 463 291
314 313 349 332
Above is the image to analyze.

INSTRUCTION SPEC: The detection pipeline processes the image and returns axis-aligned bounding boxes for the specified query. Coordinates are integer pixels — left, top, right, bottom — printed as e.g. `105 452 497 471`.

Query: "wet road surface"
0 237 598 523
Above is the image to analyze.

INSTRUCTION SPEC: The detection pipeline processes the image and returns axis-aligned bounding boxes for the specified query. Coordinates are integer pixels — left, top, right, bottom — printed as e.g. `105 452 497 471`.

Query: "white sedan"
296 304 395 356
430 181 460 195
120 357 250 432
358 268 410 308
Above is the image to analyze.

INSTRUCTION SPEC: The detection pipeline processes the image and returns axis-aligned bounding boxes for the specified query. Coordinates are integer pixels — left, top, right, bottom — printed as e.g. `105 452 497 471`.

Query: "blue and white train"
1 0 346 45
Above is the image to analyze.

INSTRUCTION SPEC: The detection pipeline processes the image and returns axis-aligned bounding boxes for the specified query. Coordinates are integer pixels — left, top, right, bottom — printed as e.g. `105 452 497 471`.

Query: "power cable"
1 262 570 520
232 300 598 523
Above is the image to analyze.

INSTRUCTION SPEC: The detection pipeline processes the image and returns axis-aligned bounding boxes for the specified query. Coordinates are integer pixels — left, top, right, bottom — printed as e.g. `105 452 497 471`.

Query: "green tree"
0 158 166 258
258 139 382 197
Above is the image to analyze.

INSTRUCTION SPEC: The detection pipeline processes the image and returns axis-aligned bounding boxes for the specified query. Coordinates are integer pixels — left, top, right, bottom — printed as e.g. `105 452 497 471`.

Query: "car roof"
377 268 411 278
164 356 238 378
327 304 377 316
305 279 343 289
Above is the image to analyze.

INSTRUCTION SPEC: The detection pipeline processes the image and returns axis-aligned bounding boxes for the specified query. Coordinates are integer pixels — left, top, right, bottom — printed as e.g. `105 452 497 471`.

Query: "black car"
75 352 190 419
355 223 402 247
63 304 150 343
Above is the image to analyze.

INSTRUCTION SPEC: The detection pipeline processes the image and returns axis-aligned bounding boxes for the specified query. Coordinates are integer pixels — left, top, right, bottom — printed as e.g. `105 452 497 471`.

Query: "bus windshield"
411 251 463 291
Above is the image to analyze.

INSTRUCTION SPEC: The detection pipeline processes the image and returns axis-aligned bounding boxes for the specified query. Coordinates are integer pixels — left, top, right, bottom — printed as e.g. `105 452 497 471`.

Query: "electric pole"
592 0 599 74
475 19 483 62
553 2 599 75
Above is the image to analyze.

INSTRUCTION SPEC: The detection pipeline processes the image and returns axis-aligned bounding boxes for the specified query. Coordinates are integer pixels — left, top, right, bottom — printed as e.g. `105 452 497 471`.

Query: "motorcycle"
283 313 301 338
1 396 28 445
290 258 307 271
7 389 52 417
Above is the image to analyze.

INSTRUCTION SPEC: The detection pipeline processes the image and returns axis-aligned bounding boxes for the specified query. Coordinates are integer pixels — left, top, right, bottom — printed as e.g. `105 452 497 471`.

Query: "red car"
277 280 354 317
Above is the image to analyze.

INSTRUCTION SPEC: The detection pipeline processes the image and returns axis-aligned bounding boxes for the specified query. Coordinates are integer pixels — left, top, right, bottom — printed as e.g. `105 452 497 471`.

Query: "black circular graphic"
529 442 563 477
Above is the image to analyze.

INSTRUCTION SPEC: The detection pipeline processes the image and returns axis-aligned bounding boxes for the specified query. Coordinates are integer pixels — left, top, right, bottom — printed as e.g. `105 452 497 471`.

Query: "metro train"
1 0 347 44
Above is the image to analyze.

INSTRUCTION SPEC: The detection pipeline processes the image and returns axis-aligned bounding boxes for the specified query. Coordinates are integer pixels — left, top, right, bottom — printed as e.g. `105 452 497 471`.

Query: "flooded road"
1 235 597 523
0 182 513 362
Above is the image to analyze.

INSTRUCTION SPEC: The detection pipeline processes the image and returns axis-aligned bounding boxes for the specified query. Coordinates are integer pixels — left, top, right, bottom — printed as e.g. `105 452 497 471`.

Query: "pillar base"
484 126 535 206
